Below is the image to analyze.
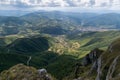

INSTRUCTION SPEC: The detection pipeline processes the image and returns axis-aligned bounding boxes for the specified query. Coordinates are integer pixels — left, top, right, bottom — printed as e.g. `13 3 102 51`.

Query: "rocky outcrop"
38 68 51 80
73 48 103 80
82 48 103 66
70 38 120 80
95 38 120 80
106 55 120 80
95 56 102 80
0 64 53 80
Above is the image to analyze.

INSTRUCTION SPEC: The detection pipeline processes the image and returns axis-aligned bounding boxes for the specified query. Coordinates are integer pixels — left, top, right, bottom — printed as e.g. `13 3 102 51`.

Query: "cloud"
0 0 120 10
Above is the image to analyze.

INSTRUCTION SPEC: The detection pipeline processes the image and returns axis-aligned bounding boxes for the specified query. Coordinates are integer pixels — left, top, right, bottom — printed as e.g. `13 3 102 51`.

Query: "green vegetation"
0 11 120 80
0 64 55 80
0 51 78 79
67 31 120 50
0 30 120 79
64 38 120 80
6 36 50 54
46 55 77 79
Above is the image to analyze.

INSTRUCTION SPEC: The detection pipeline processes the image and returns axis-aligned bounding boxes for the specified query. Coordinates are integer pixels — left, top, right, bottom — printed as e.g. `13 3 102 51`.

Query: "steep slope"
67 38 120 80
98 38 120 80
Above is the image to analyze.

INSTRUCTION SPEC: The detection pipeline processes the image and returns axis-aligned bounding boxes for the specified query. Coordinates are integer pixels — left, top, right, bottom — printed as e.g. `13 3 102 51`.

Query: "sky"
0 0 120 12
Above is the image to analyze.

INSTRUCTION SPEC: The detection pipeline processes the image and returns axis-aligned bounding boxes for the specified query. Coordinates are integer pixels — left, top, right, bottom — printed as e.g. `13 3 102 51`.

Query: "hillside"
0 51 78 79
6 36 50 54
65 38 120 80
66 31 120 58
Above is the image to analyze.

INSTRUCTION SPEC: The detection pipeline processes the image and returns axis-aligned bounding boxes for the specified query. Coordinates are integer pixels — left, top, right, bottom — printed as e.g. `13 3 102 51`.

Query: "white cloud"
0 0 120 10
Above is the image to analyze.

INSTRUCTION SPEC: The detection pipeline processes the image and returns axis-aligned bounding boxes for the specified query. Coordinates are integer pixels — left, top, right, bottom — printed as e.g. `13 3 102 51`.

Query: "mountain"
1 11 120 36
21 11 100 26
65 38 120 80
83 13 120 29
21 11 100 33
0 10 120 80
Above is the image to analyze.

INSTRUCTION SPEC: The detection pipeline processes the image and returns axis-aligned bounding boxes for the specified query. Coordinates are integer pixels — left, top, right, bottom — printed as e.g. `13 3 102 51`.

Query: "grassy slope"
66 31 120 58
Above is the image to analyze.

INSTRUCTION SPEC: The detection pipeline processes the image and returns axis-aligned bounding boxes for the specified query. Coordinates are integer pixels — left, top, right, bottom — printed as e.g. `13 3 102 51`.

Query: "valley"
0 11 120 80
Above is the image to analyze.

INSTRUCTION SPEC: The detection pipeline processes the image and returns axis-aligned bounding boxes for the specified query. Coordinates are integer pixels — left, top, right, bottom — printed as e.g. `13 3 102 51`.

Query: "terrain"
0 11 120 80
0 64 55 80
65 38 120 80
0 11 120 36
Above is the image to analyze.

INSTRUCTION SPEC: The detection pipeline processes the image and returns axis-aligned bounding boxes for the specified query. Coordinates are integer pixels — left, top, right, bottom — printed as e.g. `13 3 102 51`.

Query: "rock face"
95 56 102 80
82 48 103 66
94 38 120 80
38 69 51 80
95 38 120 80
73 38 120 80
106 55 120 80
0 64 53 80
72 48 103 80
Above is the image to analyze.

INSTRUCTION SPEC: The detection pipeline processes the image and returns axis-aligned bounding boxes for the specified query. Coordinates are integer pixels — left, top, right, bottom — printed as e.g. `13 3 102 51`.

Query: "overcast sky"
0 0 120 11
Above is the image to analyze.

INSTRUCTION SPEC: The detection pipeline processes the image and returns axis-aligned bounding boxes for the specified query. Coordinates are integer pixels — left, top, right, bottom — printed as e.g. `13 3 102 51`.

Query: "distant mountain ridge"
83 13 120 28
0 11 120 36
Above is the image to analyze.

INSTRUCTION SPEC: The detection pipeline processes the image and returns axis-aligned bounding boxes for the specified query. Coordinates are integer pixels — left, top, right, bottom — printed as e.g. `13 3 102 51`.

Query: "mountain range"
0 10 120 80
0 11 120 36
